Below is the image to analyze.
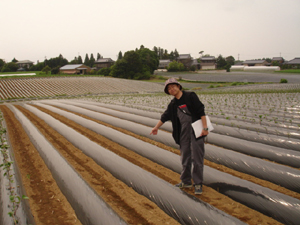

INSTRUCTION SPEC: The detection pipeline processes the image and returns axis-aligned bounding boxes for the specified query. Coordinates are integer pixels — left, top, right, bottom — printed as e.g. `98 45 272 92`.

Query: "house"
177 54 193 68
59 64 91 75
271 57 284 64
94 58 115 70
243 60 268 66
285 58 300 68
158 59 171 69
234 61 244 65
191 59 200 70
200 56 216 70
16 60 34 69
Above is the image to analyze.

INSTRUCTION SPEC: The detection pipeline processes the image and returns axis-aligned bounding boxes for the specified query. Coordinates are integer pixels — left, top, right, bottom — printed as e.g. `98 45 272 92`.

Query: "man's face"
167 84 180 96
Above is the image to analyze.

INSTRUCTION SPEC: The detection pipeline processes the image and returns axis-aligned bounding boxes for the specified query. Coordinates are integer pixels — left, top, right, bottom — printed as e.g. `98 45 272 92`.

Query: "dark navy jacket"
160 91 205 145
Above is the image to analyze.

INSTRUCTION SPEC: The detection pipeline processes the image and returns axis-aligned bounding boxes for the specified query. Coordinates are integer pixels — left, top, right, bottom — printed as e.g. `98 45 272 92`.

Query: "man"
150 78 208 194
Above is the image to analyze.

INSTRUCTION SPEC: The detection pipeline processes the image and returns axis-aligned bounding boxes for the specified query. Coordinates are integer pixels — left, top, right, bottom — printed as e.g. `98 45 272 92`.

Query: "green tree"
162 50 169 59
159 48 163 59
110 47 158 80
12 58 18 63
84 54 89 66
44 54 68 69
199 51 204 57
153 46 158 57
0 59 5 71
42 65 51 74
1 62 18 72
70 57 78 64
167 61 184 72
110 59 129 79
97 53 102 60
51 66 60 74
174 49 179 58
226 56 235 66
123 50 142 78
117 51 123 60
78 55 83 64
137 47 159 74
216 54 227 69
90 53 95 67
169 51 175 61
29 62 44 71
97 67 111 76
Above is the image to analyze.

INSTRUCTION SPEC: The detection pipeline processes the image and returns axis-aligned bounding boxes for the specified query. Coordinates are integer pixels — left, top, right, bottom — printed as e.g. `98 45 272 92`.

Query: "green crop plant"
0 112 29 224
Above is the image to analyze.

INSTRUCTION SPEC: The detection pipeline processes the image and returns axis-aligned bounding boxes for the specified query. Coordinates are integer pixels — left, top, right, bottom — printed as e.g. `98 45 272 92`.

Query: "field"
0 75 300 225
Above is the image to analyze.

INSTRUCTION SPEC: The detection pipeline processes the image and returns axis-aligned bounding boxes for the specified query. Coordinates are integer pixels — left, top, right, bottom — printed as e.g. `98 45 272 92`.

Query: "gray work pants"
177 108 205 185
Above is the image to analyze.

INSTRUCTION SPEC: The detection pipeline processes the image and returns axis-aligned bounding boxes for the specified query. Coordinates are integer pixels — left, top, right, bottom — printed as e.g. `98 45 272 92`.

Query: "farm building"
59 64 91 74
16 60 34 69
177 54 193 68
191 59 201 70
243 60 268 67
271 57 284 64
285 57 300 68
158 59 171 69
200 56 216 70
94 58 115 70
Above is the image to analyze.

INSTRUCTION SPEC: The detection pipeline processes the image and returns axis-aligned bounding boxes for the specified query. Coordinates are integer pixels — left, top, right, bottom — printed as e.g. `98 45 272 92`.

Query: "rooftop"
272 57 284 61
60 64 83 70
177 54 191 59
243 60 266 64
286 57 300 64
200 56 216 60
16 60 34 64
95 58 114 63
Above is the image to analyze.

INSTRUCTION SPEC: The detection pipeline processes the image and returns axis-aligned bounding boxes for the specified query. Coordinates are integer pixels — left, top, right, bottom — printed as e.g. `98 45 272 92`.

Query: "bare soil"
2 103 298 224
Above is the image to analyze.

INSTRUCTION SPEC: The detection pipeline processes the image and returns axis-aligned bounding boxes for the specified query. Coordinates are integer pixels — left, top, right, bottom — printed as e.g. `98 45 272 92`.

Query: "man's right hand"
150 128 158 135
150 120 163 135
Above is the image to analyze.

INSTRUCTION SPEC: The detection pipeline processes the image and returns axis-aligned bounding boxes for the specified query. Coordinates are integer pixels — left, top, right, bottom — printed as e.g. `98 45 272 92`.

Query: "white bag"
191 116 214 138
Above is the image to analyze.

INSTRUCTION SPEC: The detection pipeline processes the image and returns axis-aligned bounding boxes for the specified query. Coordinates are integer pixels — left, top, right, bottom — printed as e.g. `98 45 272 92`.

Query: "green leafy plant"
280 79 288 83
0 113 29 224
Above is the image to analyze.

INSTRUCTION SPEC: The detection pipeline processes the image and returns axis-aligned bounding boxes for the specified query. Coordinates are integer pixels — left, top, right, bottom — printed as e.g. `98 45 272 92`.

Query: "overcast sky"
1 0 300 63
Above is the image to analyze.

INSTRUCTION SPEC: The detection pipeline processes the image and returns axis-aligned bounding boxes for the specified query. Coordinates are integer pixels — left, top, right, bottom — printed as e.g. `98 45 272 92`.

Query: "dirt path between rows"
1 103 290 224
0 105 81 225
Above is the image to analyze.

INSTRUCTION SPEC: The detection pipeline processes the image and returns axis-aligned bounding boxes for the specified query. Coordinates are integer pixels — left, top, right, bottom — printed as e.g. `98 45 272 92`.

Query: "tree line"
1 46 177 79
0 48 235 79
2 46 284 80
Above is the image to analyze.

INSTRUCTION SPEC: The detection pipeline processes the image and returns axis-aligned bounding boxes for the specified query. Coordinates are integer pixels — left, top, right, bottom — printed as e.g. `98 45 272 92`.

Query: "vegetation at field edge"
275 69 300 74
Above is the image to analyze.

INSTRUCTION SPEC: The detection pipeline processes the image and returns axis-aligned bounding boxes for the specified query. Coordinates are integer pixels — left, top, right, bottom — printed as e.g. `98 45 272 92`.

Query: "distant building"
94 58 115 70
285 58 300 68
158 59 171 69
200 56 216 70
191 59 200 70
177 54 193 68
243 60 268 67
59 64 91 75
234 61 244 65
271 57 284 64
16 60 34 69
